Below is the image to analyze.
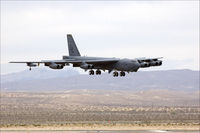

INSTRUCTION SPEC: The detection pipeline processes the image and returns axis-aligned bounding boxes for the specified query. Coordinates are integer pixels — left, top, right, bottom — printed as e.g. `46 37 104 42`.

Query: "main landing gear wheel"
89 70 94 75
120 71 125 77
96 70 101 75
113 71 119 77
29 67 31 71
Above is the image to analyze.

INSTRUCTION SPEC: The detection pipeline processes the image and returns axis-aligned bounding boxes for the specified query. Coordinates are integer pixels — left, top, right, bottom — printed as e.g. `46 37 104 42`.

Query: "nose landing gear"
113 71 126 77
120 71 125 77
96 70 101 75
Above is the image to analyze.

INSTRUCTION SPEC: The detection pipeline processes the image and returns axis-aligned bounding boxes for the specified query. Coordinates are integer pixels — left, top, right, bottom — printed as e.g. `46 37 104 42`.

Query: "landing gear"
89 70 101 75
120 71 125 77
89 70 94 75
113 71 119 77
113 71 125 77
96 70 101 75
29 67 31 71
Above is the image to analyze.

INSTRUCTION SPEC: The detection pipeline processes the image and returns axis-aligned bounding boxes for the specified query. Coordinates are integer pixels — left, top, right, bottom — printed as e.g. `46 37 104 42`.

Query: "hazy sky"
1 1 199 74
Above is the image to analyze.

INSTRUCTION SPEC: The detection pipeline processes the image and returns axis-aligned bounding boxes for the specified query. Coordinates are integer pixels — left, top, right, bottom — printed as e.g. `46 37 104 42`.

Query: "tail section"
67 34 81 56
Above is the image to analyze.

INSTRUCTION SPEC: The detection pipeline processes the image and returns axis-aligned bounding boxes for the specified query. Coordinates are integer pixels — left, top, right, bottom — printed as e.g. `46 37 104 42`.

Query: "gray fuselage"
63 56 140 72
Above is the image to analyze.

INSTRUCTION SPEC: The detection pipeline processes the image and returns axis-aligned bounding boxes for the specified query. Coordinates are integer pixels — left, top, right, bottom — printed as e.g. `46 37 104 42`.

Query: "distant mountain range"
1 68 80 83
1 69 199 92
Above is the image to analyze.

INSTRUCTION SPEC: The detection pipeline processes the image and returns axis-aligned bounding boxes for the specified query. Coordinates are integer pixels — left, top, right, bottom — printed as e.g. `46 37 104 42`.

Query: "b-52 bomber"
10 34 163 77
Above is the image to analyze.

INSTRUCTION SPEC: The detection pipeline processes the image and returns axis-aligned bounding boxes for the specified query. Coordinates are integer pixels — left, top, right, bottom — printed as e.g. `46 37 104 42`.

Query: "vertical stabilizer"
67 34 81 56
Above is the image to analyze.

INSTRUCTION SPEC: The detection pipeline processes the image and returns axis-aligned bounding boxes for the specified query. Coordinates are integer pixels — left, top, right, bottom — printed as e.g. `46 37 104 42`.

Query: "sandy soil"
1 125 199 130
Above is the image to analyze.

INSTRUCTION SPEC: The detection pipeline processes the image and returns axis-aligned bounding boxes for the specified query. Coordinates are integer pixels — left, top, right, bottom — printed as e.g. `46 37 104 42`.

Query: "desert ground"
0 130 200 133
0 89 199 131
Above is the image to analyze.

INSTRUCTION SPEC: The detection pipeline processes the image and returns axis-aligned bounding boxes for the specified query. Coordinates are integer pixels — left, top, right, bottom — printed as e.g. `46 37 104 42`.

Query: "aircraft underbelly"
114 60 140 72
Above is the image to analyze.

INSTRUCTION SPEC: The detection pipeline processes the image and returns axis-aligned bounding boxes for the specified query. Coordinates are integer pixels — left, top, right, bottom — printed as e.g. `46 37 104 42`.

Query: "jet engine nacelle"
140 62 150 68
49 63 64 69
80 63 93 69
27 63 37 67
150 61 162 66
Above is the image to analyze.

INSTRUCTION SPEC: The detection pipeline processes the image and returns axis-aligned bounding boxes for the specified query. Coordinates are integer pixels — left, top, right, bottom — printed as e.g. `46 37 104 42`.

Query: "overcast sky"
1 1 199 74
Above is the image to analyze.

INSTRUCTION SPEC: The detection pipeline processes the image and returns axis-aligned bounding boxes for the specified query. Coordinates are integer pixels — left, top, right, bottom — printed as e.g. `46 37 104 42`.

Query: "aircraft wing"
10 61 46 63
10 58 119 65
136 57 163 62
10 60 67 65
10 60 67 64
65 59 119 64
9 60 69 67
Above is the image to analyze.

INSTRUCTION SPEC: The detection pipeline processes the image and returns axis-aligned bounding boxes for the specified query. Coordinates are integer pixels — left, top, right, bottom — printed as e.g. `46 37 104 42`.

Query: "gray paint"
67 34 81 56
10 34 162 76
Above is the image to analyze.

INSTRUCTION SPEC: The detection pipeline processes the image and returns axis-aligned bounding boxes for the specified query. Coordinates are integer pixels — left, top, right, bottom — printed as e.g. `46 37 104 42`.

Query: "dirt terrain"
0 90 200 130
0 89 199 129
